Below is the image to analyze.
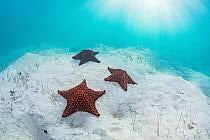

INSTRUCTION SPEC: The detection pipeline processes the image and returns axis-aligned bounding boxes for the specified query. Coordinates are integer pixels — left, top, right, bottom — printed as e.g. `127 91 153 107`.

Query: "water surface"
0 0 209 96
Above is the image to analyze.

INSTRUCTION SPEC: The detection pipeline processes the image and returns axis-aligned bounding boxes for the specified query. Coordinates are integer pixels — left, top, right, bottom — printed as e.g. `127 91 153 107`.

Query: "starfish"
58 80 105 117
72 50 101 65
104 67 137 91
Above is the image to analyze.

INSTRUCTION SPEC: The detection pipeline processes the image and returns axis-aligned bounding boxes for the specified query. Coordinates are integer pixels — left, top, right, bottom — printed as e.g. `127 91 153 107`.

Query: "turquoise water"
0 0 209 96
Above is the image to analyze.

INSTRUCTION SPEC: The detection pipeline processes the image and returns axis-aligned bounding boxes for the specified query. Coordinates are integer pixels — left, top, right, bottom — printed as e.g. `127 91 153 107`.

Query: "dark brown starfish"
58 80 105 117
104 67 137 91
72 50 100 65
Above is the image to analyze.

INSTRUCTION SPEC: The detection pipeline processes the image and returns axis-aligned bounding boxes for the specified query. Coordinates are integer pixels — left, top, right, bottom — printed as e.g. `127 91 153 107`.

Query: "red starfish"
58 80 105 117
104 67 137 91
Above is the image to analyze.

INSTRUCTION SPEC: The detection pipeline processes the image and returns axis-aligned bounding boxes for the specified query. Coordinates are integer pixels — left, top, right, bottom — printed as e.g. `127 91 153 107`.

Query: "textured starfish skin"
72 50 100 65
58 80 105 117
104 67 137 91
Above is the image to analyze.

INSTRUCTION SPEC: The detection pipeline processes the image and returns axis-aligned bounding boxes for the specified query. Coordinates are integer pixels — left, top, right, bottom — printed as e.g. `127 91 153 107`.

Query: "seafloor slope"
0 46 209 140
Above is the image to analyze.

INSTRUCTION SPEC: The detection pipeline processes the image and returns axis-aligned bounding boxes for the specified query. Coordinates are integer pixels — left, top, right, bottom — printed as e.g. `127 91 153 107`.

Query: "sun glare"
86 0 207 34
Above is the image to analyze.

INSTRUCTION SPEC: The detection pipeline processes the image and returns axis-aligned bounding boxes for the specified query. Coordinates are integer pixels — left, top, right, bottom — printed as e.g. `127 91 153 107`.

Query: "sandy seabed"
0 46 209 140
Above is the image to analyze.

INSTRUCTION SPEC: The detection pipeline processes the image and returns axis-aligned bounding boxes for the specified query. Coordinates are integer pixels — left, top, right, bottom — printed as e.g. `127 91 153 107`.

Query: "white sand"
0 46 209 140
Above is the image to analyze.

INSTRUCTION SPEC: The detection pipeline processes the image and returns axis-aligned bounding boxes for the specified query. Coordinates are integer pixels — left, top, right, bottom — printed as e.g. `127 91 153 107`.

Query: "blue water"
0 0 209 96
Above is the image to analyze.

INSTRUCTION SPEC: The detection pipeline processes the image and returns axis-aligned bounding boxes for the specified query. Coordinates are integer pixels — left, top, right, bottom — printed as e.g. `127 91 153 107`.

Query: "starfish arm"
87 89 105 101
91 57 100 63
76 95 100 117
94 90 106 100
79 59 89 65
88 105 100 116
77 79 87 88
72 52 82 60
84 99 100 116
73 80 88 91
127 75 137 84
104 72 119 82
119 75 128 91
108 67 121 74
94 52 99 55
58 90 74 100
62 101 77 117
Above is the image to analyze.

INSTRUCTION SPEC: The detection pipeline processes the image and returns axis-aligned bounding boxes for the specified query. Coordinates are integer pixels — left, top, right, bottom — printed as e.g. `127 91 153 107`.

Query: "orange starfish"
104 67 137 91
58 80 105 117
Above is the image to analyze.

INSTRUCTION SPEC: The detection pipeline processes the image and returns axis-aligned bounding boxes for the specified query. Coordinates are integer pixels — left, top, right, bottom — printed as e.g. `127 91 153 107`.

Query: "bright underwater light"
86 0 207 34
